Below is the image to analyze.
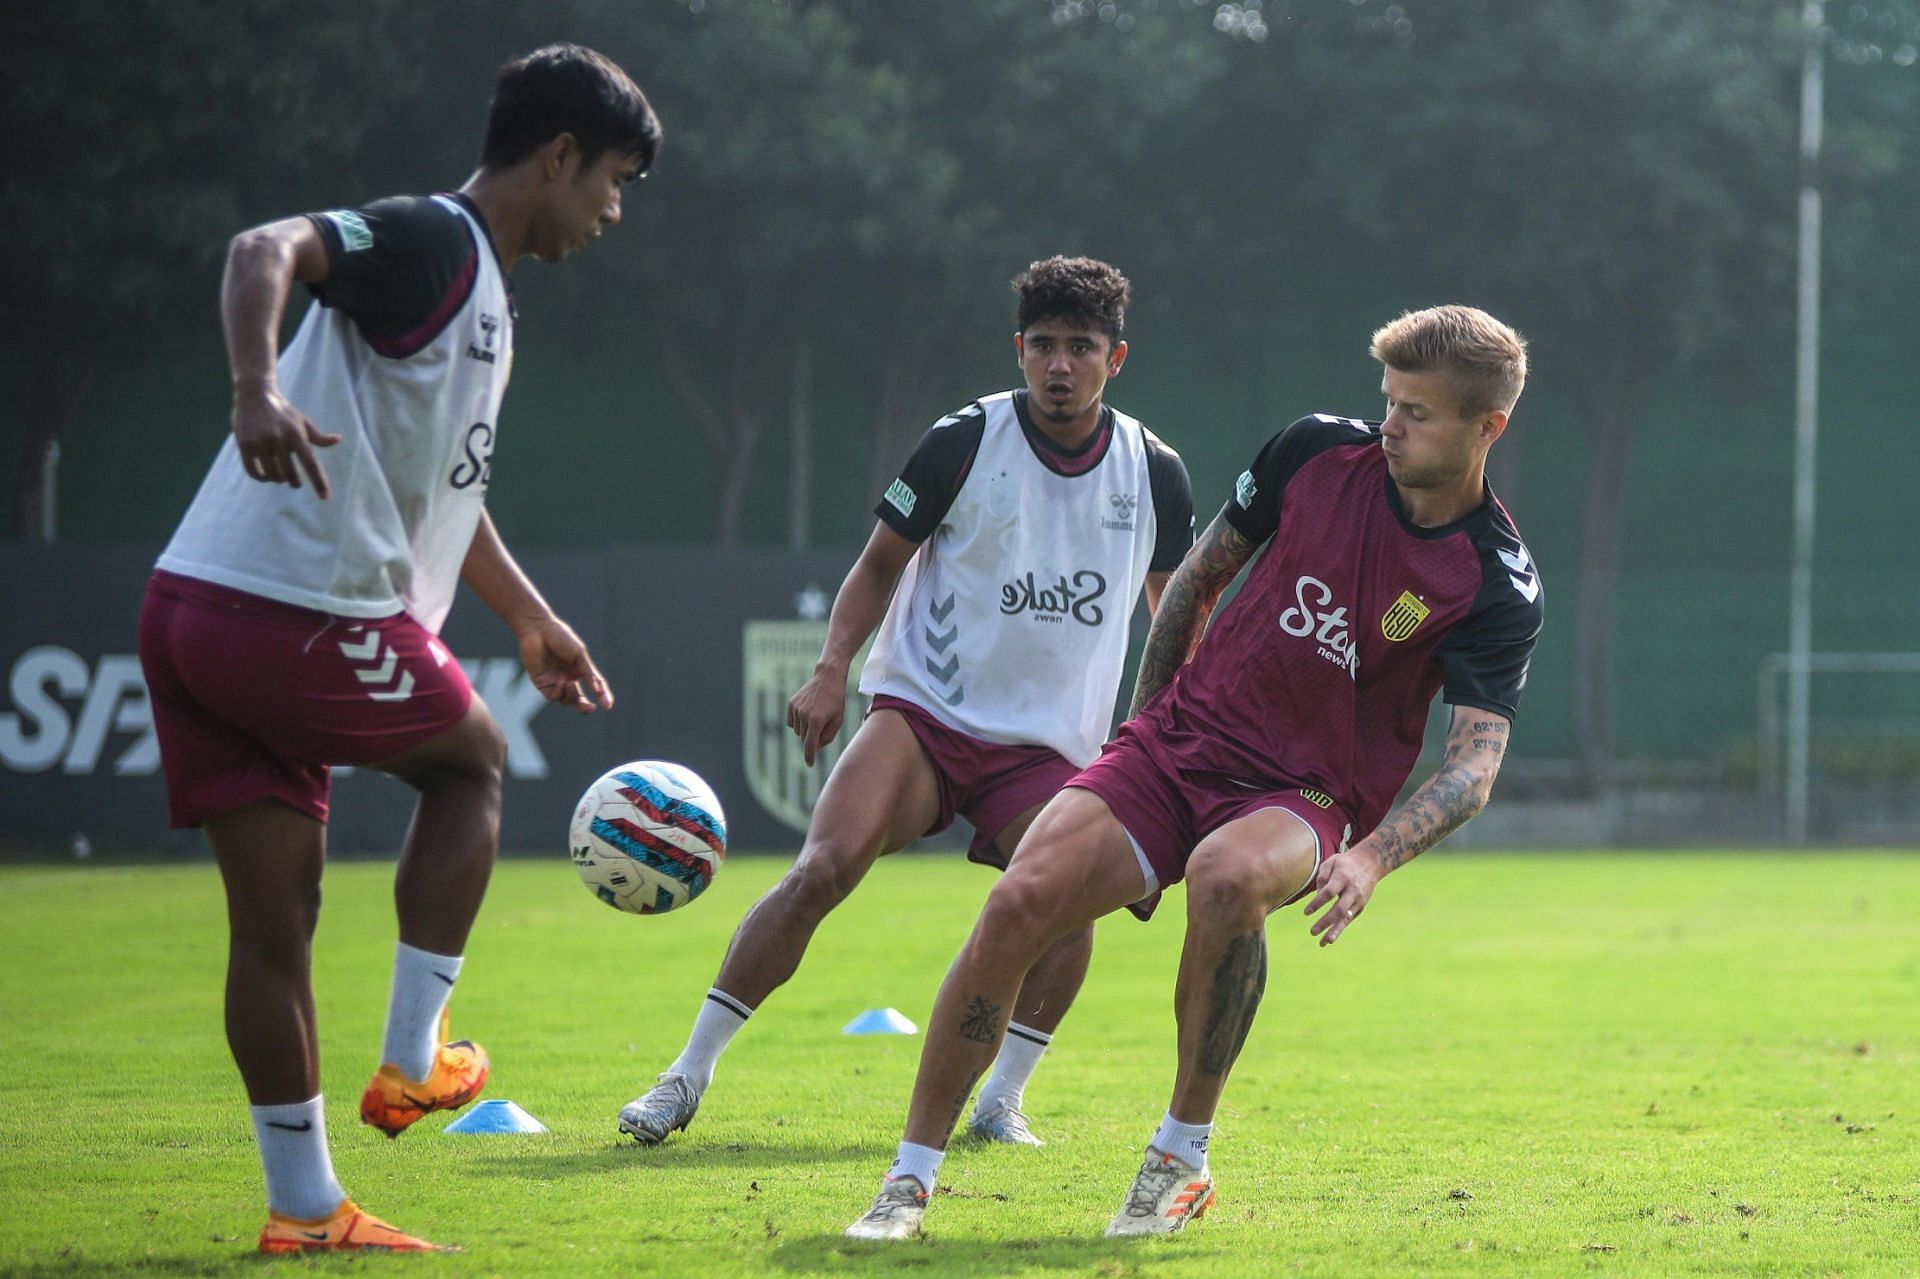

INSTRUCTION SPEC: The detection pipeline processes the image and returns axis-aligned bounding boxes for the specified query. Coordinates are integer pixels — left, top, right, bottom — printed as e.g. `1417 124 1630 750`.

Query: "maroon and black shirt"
1134 414 1544 841
304 192 509 356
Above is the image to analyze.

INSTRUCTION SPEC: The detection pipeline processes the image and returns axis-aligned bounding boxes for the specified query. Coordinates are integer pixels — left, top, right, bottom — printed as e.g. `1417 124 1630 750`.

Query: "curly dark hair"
1013 256 1131 345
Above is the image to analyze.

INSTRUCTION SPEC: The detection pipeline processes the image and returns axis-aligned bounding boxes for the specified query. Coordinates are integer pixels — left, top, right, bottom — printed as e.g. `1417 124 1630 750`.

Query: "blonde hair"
1370 305 1528 418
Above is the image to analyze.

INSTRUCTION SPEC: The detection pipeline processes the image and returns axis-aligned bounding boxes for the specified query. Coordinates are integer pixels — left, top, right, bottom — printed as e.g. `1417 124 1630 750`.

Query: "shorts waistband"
147 570 401 627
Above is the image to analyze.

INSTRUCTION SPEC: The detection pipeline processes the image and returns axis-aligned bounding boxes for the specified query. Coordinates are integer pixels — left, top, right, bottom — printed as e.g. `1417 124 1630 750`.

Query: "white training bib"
860 391 1162 766
159 196 511 634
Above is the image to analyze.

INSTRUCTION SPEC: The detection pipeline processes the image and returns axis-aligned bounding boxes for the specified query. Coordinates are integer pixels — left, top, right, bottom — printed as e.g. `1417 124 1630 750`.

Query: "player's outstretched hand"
518 616 613 715
786 670 846 767
1303 846 1384 947
232 386 341 497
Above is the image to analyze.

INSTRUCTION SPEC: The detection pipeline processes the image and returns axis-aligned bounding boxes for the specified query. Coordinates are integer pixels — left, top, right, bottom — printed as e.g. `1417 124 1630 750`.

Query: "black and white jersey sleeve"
1220 413 1379 545
873 401 988 544
1433 512 1545 721
1144 430 1194 572
304 195 479 353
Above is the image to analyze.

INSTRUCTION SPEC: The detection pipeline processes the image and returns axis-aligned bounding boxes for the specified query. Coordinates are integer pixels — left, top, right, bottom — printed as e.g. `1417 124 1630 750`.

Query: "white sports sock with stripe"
667 988 752 1093
975 1021 1050 1112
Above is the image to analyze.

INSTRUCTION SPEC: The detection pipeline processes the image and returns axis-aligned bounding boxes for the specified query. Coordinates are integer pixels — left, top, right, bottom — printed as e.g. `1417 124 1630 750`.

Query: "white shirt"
159 194 512 634
861 391 1185 765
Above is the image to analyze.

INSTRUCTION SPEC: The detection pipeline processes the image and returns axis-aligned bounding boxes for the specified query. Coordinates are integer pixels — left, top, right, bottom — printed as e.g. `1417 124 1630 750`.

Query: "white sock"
380 942 463 1082
666 989 752 1093
251 1096 345 1221
886 1141 945 1194
1152 1111 1213 1170
975 1021 1050 1113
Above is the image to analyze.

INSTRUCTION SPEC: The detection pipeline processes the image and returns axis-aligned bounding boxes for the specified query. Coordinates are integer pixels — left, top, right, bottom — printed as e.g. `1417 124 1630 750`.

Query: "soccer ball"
569 760 727 915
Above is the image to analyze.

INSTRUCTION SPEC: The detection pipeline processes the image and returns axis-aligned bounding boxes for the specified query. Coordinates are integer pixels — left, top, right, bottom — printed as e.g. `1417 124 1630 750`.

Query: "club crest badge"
742 621 871 834
1380 590 1432 642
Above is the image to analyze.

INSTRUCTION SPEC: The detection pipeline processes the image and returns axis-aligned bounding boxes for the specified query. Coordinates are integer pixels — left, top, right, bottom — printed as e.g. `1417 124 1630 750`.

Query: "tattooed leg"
1169 925 1270 1123
1167 810 1314 1123
901 944 1027 1150
898 790 1147 1150
1197 933 1268 1077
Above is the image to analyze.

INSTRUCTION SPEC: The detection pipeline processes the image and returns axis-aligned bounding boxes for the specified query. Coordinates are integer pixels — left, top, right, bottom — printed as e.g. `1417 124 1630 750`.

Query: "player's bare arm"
222 217 341 496
1142 568 1173 618
1127 513 1256 717
461 509 611 714
787 520 919 765
1304 707 1511 945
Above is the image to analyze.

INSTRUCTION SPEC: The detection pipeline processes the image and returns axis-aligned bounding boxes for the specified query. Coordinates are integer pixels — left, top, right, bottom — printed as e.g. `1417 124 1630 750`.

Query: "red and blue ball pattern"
569 760 728 915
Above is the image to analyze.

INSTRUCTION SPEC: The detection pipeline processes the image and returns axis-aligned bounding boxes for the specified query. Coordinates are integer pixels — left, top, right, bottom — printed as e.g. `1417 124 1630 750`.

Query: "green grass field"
2 851 1916 1277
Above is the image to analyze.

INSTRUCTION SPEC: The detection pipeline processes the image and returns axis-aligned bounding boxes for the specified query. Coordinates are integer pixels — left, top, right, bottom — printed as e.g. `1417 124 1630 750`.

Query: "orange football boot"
258 1198 455 1253
359 1009 489 1137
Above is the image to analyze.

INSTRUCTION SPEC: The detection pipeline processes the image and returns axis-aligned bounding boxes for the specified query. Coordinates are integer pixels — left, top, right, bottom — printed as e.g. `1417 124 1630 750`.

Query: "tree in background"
1150 0 1911 793
10 0 1916 793
833 1 1230 498
526 0 1230 543
0 0 428 540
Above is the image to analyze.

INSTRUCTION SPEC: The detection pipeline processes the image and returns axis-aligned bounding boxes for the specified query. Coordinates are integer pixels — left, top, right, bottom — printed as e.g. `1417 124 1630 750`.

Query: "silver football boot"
617 1072 701 1145
966 1097 1044 1146
845 1176 929 1240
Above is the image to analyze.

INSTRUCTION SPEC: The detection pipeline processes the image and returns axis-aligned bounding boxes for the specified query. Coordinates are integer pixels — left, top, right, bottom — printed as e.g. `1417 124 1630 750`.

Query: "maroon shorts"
1068 720 1354 920
137 571 473 828
869 694 1082 865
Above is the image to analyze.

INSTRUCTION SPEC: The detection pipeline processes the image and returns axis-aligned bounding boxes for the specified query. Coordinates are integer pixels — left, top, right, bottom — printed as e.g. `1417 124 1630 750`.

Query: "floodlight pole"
1786 0 1825 845
789 337 812 551
39 440 59 545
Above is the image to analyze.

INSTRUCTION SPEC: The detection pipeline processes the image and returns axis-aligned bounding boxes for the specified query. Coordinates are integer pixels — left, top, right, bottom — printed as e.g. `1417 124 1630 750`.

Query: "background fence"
4 544 1916 858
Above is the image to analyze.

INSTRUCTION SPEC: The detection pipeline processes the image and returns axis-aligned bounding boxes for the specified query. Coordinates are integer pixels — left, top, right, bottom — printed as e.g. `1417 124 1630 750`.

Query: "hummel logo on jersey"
1101 491 1138 531
319 210 373 253
1498 546 1540 603
1278 575 1358 678
338 629 415 702
1001 570 1109 626
1234 470 1257 510
467 313 500 364
884 479 917 519
1312 412 1373 431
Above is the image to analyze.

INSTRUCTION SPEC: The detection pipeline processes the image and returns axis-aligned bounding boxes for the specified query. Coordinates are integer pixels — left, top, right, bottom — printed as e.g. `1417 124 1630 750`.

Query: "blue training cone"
843 1007 918 1035
444 1099 549 1134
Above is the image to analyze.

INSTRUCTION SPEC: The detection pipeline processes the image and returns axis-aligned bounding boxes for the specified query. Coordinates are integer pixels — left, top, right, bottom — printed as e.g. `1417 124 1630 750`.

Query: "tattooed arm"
1302 707 1512 946
1127 513 1258 717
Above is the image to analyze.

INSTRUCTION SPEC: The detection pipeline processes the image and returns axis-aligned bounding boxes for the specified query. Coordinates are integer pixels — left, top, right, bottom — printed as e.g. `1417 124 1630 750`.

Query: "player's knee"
1185 849 1271 927
230 879 320 958
438 710 507 792
781 850 861 920
1053 920 1095 962
977 871 1061 957
468 712 508 786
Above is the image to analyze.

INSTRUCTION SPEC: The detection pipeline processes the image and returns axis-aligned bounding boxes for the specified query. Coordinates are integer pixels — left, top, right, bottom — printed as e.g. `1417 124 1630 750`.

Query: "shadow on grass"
8 1245 476 1277
769 1231 1232 1276
468 1136 874 1179
8 1259 256 1278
